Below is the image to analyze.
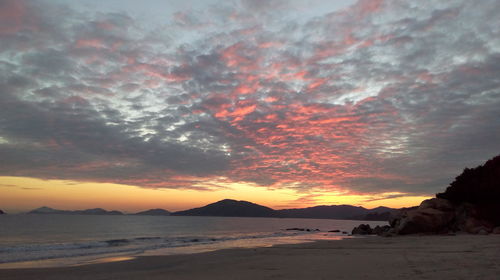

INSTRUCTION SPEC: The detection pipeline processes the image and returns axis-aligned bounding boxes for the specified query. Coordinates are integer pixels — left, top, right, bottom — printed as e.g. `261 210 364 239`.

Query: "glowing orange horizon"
0 176 431 214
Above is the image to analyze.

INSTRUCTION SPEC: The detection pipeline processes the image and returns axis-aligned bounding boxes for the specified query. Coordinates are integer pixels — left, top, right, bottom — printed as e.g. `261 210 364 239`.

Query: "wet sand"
1 234 499 280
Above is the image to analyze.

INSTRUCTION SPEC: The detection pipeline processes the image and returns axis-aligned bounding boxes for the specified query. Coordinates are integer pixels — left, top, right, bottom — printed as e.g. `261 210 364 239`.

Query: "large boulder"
392 200 455 235
392 197 497 235
493 227 500 234
389 155 500 235
351 224 373 235
418 198 454 211
454 203 495 233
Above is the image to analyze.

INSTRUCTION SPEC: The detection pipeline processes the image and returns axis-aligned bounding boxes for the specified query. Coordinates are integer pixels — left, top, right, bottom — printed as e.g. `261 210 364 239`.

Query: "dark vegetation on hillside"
437 155 500 204
362 154 500 236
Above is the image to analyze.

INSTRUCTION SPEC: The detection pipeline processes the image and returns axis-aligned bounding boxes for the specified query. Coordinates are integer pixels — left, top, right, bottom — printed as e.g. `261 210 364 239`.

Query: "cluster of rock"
285 228 320 232
389 197 500 235
352 154 500 236
351 224 391 235
391 155 500 235
328 230 348 234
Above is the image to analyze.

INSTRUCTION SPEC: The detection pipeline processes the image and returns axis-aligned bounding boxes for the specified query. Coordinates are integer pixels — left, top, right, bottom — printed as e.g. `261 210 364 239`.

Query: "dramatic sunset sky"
1 0 499 213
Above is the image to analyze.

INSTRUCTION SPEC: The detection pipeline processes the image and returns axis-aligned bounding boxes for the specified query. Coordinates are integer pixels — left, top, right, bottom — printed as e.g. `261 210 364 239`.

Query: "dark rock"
392 199 455 235
342 231 348 234
0 209 4 214
419 198 454 212
477 228 489 235
328 230 341 232
492 227 500 234
352 224 373 235
286 228 305 231
351 224 391 236
105 239 129 246
286 228 319 232
372 225 391 235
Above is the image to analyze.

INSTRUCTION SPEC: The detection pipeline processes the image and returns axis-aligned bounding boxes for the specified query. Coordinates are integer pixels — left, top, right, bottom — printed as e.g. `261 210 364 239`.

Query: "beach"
1 234 498 280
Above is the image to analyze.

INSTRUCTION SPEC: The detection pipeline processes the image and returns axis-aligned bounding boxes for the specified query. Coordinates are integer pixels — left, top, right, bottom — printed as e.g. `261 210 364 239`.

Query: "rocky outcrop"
351 224 391 235
493 227 500 234
285 228 320 232
390 198 498 234
390 198 455 234
352 224 373 235
0 209 4 214
389 155 500 235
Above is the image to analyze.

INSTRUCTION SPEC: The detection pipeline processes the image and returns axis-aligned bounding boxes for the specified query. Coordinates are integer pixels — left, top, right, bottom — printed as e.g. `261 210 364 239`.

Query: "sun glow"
0 176 429 213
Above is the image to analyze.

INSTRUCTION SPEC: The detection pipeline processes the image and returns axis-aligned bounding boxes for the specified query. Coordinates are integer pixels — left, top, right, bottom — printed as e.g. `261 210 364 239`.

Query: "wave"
0 231 316 264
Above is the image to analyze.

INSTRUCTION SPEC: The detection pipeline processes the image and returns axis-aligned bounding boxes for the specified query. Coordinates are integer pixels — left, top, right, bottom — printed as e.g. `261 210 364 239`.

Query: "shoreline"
0 235 499 280
0 231 353 269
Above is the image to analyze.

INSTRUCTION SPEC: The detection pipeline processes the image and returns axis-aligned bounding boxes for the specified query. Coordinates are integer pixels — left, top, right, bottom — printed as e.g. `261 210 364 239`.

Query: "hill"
172 199 397 220
277 205 367 219
28 207 123 215
436 154 500 226
171 199 276 217
277 205 397 220
134 209 170 216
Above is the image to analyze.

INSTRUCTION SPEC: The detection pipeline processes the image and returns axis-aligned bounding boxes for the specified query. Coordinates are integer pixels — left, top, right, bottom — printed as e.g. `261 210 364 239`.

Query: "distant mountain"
134 209 170 216
171 199 397 221
25 201 399 221
172 199 276 217
350 212 393 221
348 206 400 221
368 206 397 214
29 206 64 214
28 207 123 215
277 205 369 220
73 208 123 215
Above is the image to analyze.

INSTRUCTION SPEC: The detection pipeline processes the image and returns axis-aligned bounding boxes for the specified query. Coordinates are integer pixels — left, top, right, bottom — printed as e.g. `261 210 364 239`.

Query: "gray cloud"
0 0 499 195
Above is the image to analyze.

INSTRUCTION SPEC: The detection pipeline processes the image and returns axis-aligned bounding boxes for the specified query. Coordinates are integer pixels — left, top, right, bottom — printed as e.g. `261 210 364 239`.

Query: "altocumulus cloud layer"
1 0 499 196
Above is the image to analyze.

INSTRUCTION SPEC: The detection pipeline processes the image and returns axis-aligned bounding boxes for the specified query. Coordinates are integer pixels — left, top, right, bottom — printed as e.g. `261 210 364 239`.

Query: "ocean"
0 214 387 268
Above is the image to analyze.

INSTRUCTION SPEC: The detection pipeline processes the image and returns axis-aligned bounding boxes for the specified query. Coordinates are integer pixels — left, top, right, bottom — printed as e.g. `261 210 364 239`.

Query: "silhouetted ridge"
278 205 365 219
172 199 276 217
172 199 397 220
437 155 500 204
134 209 170 216
277 205 397 220
28 207 123 215
384 154 500 235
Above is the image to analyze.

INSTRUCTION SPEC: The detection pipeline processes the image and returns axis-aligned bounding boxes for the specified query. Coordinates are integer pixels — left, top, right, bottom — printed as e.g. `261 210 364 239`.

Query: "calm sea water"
0 214 387 267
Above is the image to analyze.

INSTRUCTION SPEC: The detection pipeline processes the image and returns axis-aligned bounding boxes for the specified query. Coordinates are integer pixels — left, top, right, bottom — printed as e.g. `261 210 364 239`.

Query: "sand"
0 234 499 280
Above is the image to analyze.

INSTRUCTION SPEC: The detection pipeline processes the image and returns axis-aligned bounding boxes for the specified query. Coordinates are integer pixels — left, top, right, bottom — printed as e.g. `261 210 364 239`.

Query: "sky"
0 0 499 213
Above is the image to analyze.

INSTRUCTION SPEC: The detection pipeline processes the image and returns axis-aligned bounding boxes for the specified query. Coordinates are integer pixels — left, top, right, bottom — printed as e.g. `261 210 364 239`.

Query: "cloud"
0 0 499 195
